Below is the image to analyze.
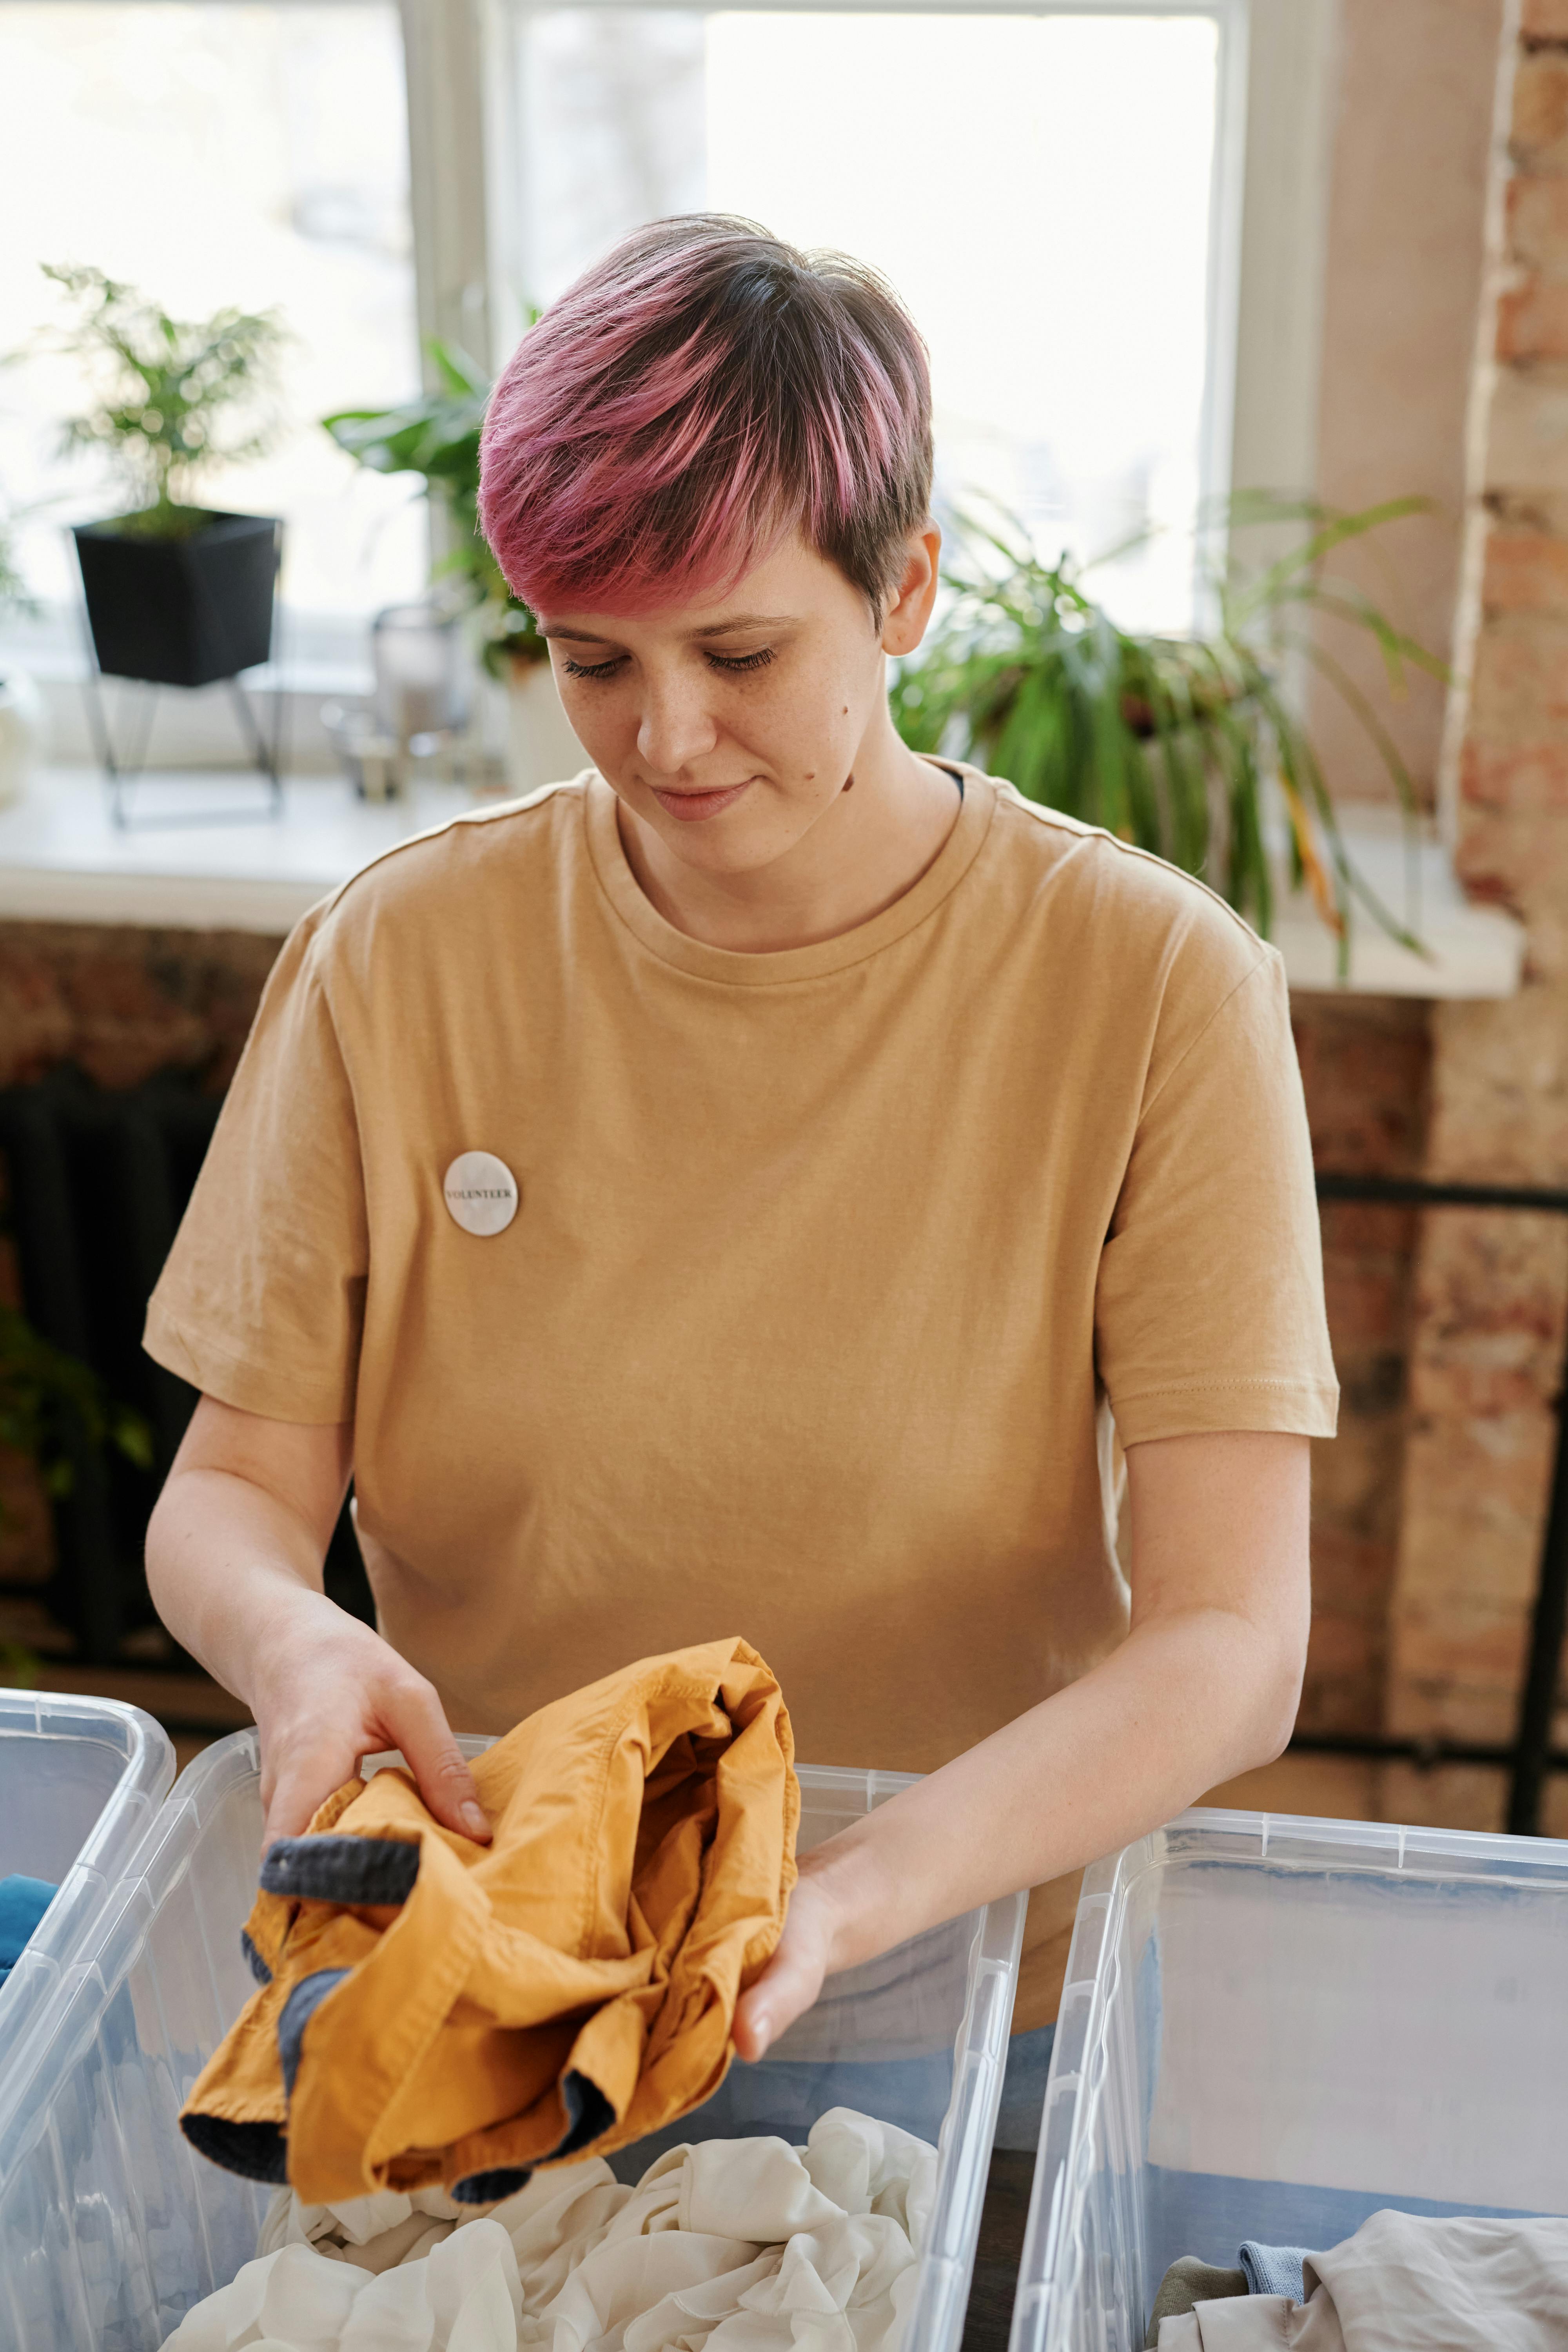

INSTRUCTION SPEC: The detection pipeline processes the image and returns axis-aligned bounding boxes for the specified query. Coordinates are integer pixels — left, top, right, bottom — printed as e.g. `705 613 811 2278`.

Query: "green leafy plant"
42 263 285 538
892 495 1447 953
0 1305 152 1499
0 1641 39 1690
0 505 31 617
323 341 547 675
0 1306 151 1690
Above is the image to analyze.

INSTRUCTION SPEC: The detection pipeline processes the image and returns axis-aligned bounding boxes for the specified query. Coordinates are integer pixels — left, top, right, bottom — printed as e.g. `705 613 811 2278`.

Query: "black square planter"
73 510 281 690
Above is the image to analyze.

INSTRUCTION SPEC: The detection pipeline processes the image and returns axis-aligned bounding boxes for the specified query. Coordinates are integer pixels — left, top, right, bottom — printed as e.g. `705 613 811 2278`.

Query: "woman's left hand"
733 1861 846 2061
737 1435 1313 2065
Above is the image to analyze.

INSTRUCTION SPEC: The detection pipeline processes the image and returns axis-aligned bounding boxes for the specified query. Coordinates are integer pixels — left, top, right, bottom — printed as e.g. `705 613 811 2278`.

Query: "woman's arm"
733 1427 1310 2058
145 1396 491 1849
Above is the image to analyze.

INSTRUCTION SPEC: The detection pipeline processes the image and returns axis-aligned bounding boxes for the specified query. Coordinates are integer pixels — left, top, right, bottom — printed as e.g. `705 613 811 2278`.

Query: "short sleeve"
143 911 367 1423
1094 947 1338 1446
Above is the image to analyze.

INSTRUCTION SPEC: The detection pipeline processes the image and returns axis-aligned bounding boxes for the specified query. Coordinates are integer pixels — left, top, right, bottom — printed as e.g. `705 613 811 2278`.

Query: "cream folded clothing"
1156 2209 1568 2350
163 2107 935 2352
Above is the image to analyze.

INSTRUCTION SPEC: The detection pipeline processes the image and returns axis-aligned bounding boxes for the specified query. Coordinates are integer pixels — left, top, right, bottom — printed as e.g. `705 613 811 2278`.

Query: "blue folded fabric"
0 1875 57 1985
1239 2239 1313 2300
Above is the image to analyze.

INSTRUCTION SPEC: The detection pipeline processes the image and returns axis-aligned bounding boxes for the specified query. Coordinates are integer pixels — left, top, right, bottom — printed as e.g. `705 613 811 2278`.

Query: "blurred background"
0 0 1565 1850
0 6 1221 632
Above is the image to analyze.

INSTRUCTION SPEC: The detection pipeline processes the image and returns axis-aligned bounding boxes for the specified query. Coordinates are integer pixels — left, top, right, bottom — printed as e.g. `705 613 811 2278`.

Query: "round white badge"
442 1151 519 1237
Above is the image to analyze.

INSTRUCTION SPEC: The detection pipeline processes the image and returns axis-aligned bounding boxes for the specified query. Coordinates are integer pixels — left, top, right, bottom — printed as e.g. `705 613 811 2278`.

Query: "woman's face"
535 527 940 878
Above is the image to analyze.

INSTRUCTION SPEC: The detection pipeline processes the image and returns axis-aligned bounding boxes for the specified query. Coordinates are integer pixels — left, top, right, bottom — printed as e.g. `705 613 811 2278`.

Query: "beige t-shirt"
145 767 1338 2030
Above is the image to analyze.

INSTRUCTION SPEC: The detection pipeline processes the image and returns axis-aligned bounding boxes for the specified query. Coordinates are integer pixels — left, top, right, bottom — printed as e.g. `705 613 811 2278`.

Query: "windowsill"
1272 814 1526 1000
0 771 1532 1003
0 765 494 933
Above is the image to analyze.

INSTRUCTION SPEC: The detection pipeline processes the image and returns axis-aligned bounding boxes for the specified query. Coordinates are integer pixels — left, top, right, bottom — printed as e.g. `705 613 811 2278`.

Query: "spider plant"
323 341 546 675
891 494 1447 958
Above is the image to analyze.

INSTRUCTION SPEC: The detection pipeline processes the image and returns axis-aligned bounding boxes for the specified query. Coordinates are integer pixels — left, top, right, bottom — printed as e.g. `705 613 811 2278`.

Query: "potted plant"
323 342 582 795
44 265 285 690
891 495 1446 958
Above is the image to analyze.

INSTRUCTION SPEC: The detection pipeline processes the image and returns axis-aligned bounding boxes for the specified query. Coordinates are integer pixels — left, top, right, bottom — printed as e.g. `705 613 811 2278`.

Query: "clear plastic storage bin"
0 1691 173 2080
1011 1806 1568 2352
0 1729 1024 2352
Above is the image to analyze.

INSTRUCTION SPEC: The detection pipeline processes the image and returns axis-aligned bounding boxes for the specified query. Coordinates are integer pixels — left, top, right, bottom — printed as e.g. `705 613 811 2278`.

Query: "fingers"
252 1620 490 1857
261 1729 362 1850
379 1671 492 1844
733 1931 825 2063
731 1980 774 2063
735 1871 844 2060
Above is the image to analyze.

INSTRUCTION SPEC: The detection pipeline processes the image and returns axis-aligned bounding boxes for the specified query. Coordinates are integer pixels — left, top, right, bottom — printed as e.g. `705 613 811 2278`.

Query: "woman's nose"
637 671 720 777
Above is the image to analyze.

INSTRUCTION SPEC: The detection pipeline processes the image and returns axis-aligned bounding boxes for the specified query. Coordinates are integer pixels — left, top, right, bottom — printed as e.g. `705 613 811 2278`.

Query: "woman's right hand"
248 1586 492 1849
145 1395 492 1855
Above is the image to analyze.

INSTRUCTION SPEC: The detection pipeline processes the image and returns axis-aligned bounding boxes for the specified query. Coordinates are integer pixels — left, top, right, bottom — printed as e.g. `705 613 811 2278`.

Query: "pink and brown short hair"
478 215 932 619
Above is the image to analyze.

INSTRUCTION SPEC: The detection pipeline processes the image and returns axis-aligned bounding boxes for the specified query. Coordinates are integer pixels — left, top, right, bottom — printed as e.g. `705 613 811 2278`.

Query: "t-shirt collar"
583 759 996 985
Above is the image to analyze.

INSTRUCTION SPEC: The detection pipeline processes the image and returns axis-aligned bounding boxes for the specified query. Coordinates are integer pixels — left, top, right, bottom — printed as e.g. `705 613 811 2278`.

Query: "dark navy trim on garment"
179 2112 291 2184
261 1834 422 1906
278 1967 351 2099
240 1927 272 1985
452 2163 534 2204
450 2069 617 2203
554 2068 615 2156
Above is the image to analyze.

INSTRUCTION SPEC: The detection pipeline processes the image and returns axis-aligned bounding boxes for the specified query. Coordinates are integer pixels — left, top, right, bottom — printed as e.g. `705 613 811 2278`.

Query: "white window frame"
6 0 1339 758
459 0 1341 519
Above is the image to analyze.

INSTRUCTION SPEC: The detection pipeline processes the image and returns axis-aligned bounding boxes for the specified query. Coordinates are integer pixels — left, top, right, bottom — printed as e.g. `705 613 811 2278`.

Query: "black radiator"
0 1065 368 1663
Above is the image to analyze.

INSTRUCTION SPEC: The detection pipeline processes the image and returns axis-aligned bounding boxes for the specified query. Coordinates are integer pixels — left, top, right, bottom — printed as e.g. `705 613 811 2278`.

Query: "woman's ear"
880 524 942 658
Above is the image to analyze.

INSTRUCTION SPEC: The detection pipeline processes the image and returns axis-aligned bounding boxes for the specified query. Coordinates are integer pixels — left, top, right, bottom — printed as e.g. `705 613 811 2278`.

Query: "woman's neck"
615 722 963 955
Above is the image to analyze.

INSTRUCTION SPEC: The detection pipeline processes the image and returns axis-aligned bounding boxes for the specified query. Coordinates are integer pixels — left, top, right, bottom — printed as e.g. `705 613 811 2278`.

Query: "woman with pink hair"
144 217 1335 2145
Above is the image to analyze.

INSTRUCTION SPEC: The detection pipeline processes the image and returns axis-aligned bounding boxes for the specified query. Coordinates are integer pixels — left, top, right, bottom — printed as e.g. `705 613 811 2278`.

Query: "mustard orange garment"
181 1639 798 2207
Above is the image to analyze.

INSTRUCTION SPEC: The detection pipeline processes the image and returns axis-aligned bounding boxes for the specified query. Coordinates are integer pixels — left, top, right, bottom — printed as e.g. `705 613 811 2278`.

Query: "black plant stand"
79 656 285 831
1302 1169 1568 1835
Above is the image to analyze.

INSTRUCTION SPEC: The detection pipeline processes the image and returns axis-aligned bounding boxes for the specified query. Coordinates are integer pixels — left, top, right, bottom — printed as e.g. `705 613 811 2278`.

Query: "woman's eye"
706 647 775 675
561 654 626 680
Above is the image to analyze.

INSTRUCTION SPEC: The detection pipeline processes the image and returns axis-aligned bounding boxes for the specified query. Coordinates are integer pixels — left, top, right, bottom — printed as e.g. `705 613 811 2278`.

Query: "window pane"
508 7 1220 629
0 2 424 622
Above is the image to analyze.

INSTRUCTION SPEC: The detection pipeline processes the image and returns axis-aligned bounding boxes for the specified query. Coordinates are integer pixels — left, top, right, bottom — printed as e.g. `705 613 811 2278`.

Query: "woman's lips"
650 779 754 822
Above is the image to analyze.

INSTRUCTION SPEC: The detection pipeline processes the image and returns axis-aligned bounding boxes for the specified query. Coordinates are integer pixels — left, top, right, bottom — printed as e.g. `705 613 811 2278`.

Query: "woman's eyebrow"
691 614 795 639
537 626 616 643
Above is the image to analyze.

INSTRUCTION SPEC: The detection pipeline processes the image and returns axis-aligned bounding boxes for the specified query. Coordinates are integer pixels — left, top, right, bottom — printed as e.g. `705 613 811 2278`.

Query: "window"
0 2 424 633
1 0 1319 679
506 6 1231 630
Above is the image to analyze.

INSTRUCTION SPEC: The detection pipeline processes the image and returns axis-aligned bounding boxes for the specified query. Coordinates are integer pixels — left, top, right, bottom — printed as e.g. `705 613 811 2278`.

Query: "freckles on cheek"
555 688 623 765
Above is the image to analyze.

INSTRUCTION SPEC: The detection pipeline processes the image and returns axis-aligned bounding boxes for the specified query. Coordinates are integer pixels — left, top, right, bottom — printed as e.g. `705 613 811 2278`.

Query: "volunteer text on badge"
442 1151 519 1236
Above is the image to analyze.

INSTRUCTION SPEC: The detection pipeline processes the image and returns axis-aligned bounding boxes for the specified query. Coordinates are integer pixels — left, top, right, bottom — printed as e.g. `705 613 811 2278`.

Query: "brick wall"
0 921 281 1093
1384 0 1568 1830
0 922 285 1603
1293 998 1432 1738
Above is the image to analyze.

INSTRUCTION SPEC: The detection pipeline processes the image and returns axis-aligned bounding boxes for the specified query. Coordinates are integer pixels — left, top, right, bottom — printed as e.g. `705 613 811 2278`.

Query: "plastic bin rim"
171 1728 928 1812
1073 1803 1568 1911
0 1691 175 2136
0 1688 176 1893
1011 1800 1568 2352
0 1724 1024 2352
0 1687 171 1745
